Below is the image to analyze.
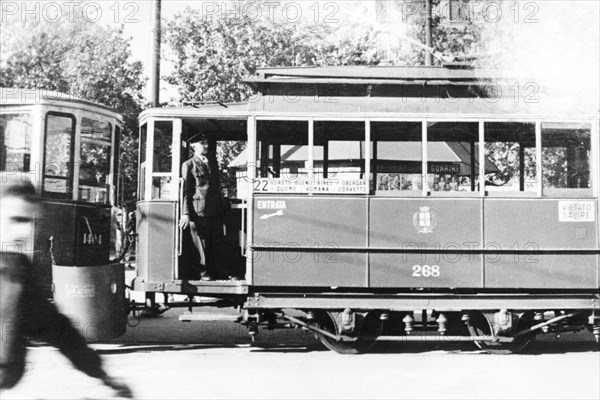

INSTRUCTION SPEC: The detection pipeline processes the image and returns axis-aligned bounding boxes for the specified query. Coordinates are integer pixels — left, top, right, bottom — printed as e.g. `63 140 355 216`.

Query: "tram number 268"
412 264 441 277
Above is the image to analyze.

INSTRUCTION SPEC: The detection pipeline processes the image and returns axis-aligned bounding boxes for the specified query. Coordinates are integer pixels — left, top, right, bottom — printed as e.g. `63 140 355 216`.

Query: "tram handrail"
177 177 184 258
241 196 246 256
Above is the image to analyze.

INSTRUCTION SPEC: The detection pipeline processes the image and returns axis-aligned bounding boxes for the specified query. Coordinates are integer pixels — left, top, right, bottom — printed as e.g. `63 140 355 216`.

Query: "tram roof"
245 65 509 86
0 88 123 121
139 102 250 123
140 66 598 120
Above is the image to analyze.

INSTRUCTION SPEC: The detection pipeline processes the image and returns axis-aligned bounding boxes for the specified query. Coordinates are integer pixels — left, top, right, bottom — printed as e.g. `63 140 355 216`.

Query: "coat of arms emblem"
413 206 438 234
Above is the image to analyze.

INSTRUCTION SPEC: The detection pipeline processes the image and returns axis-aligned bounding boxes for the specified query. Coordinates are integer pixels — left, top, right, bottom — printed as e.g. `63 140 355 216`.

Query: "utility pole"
149 0 161 107
424 0 433 66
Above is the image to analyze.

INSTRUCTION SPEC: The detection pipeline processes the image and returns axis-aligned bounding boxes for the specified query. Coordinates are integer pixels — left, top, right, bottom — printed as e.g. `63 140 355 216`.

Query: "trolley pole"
149 0 162 107
424 0 433 66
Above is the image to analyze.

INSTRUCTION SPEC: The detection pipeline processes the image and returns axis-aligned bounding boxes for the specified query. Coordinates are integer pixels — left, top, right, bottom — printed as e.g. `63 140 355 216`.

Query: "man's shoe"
200 275 214 281
228 276 241 281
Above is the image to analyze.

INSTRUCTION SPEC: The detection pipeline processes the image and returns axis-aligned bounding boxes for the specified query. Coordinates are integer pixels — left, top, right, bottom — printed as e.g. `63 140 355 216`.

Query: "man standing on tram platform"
0 174 133 397
178 132 234 281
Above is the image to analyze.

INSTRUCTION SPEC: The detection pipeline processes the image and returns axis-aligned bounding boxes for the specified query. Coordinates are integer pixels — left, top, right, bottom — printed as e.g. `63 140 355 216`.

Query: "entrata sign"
253 178 369 194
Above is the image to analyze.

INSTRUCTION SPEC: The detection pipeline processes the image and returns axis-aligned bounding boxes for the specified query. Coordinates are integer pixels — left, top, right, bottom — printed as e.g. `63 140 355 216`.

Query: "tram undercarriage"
129 285 600 354
247 292 600 354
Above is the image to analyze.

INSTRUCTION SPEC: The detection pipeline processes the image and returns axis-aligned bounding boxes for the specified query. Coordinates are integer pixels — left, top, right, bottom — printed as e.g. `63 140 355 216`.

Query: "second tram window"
78 118 112 203
43 113 75 198
0 113 32 173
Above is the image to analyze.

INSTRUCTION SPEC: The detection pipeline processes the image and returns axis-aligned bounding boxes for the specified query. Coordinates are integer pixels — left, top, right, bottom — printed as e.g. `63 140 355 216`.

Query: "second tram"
1 88 126 340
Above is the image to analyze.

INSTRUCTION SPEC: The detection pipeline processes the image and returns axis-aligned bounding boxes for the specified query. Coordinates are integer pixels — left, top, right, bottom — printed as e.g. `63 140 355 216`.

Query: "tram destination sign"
427 163 461 174
253 177 369 194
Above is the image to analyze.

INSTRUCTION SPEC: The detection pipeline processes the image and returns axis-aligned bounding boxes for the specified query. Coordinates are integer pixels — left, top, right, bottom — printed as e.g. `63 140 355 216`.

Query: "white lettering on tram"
558 201 595 222
82 233 103 245
257 200 287 210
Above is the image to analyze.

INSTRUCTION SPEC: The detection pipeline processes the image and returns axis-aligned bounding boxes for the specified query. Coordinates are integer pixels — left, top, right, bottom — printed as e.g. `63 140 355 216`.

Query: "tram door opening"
177 127 248 281
137 117 248 284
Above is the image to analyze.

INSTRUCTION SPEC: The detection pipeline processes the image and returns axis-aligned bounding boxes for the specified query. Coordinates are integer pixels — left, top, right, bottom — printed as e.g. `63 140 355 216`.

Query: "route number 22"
412 264 440 277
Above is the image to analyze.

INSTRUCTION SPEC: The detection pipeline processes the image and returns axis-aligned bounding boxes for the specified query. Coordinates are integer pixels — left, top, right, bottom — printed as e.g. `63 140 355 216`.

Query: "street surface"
2 304 599 400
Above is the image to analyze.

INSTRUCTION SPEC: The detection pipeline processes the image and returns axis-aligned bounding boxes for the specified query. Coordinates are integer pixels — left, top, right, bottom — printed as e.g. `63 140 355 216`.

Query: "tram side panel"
484 198 599 289
252 196 485 288
136 201 178 283
33 200 111 293
252 196 368 287
251 196 599 290
369 198 483 288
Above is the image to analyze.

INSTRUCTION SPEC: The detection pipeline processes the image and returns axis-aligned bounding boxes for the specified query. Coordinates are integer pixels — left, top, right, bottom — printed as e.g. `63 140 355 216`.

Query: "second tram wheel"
315 310 383 354
468 311 535 354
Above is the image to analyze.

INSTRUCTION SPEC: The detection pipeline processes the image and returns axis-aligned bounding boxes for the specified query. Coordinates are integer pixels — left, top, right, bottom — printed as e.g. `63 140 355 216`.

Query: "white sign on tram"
252 177 369 194
558 201 596 222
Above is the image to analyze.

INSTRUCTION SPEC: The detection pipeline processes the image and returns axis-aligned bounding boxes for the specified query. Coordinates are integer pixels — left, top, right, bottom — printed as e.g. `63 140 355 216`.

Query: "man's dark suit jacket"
181 154 223 218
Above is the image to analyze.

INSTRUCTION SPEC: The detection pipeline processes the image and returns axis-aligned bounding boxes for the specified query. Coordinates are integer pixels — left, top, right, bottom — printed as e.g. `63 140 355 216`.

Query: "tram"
146 66 596 353
0 88 127 339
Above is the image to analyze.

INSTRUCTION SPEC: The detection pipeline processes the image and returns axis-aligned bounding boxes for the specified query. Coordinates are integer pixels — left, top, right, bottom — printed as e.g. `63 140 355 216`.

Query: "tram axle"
515 313 575 337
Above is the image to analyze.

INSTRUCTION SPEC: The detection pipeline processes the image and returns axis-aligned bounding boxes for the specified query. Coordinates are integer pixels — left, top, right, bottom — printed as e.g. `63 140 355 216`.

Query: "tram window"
427 122 479 193
484 122 537 193
78 118 111 204
43 113 75 198
371 122 422 194
152 176 173 199
542 123 591 191
153 121 173 173
148 121 175 200
314 121 365 181
256 120 309 180
139 123 147 200
0 113 32 172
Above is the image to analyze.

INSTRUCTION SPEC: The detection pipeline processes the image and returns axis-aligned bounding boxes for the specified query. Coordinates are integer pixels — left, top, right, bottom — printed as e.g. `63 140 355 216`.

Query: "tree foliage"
164 5 378 193
164 7 378 104
0 9 145 201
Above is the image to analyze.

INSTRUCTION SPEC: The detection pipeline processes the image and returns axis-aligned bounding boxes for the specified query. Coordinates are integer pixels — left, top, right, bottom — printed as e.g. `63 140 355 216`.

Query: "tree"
164 5 378 193
0 9 145 201
164 8 377 103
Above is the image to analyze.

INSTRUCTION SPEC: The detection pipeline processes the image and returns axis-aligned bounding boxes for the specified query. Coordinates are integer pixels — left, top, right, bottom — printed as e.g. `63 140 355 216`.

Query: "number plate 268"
412 264 440 277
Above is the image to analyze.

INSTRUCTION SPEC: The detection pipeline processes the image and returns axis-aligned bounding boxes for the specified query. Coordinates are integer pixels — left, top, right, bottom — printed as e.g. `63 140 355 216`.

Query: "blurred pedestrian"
0 173 133 397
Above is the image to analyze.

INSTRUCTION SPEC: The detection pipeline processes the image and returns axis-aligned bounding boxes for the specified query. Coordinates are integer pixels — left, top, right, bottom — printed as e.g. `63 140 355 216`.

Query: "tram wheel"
140 293 162 317
468 311 534 354
315 311 383 354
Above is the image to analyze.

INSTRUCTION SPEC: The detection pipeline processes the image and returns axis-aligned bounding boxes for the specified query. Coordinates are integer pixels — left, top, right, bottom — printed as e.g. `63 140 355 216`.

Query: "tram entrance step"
179 311 242 323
